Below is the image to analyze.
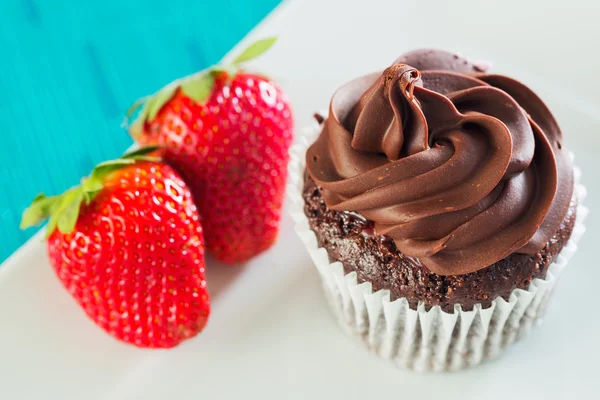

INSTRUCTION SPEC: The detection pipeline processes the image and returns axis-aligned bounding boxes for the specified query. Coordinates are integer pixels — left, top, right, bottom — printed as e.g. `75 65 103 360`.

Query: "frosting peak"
306 49 574 276
350 64 425 161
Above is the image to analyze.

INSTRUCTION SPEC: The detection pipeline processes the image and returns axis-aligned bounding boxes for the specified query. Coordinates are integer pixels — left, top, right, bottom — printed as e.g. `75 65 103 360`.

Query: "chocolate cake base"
303 174 577 312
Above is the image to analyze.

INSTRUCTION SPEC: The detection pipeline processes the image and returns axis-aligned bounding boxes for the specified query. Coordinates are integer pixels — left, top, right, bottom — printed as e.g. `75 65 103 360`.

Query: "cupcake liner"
287 122 588 372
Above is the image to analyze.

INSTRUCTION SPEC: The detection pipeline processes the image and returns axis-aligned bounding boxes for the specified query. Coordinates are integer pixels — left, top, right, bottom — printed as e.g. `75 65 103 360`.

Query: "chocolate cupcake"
289 49 587 371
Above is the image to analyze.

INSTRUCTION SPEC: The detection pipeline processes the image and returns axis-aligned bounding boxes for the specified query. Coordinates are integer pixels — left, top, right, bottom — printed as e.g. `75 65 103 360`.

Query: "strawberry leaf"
122 145 161 159
42 186 85 238
127 36 276 131
46 212 60 239
128 116 145 141
90 159 135 183
81 176 104 204
22 146 162 238
146 86 177 122
232 37 277 66
44 190 69 238
125 96 148 122
82 176 104 193
88 146 161 187
20 194 59 229
181 72 215 105
57 188 85 234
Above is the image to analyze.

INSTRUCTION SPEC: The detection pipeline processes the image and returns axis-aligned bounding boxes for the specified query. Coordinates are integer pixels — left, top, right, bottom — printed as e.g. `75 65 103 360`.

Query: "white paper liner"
288 122 588 372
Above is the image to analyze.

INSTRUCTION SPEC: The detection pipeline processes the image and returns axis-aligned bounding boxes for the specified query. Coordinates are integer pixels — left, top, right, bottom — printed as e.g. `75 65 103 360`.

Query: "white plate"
1 0 599 399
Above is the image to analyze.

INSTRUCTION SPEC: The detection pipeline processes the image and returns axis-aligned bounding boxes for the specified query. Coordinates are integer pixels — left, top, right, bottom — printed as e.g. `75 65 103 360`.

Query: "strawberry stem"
20 146 162 237
231 37 277 65
125 36 278 131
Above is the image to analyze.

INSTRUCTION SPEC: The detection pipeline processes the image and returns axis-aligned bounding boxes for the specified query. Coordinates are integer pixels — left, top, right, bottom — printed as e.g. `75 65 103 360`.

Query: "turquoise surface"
0 0 281 264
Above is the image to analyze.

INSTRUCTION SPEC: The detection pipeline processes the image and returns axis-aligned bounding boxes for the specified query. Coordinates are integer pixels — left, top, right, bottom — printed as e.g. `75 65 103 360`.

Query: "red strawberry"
20 147 210 348
128 38 294 264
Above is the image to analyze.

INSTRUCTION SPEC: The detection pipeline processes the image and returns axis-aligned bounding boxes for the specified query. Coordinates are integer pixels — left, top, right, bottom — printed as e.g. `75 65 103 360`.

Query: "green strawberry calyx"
20 146 161 238
126 36 278 139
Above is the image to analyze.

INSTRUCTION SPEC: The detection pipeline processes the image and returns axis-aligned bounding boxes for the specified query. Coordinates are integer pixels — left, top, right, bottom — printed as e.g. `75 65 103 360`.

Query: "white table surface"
1 0 599 399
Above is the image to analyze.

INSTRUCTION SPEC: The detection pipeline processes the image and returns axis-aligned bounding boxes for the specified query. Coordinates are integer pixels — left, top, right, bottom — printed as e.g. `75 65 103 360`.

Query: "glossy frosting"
306 49 574 275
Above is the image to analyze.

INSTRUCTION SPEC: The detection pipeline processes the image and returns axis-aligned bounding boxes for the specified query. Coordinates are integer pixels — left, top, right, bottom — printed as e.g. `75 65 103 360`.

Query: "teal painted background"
0 0 281 264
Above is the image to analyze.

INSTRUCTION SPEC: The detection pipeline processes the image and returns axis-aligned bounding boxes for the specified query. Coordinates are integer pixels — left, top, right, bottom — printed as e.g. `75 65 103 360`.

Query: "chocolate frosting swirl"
306 49 574 276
